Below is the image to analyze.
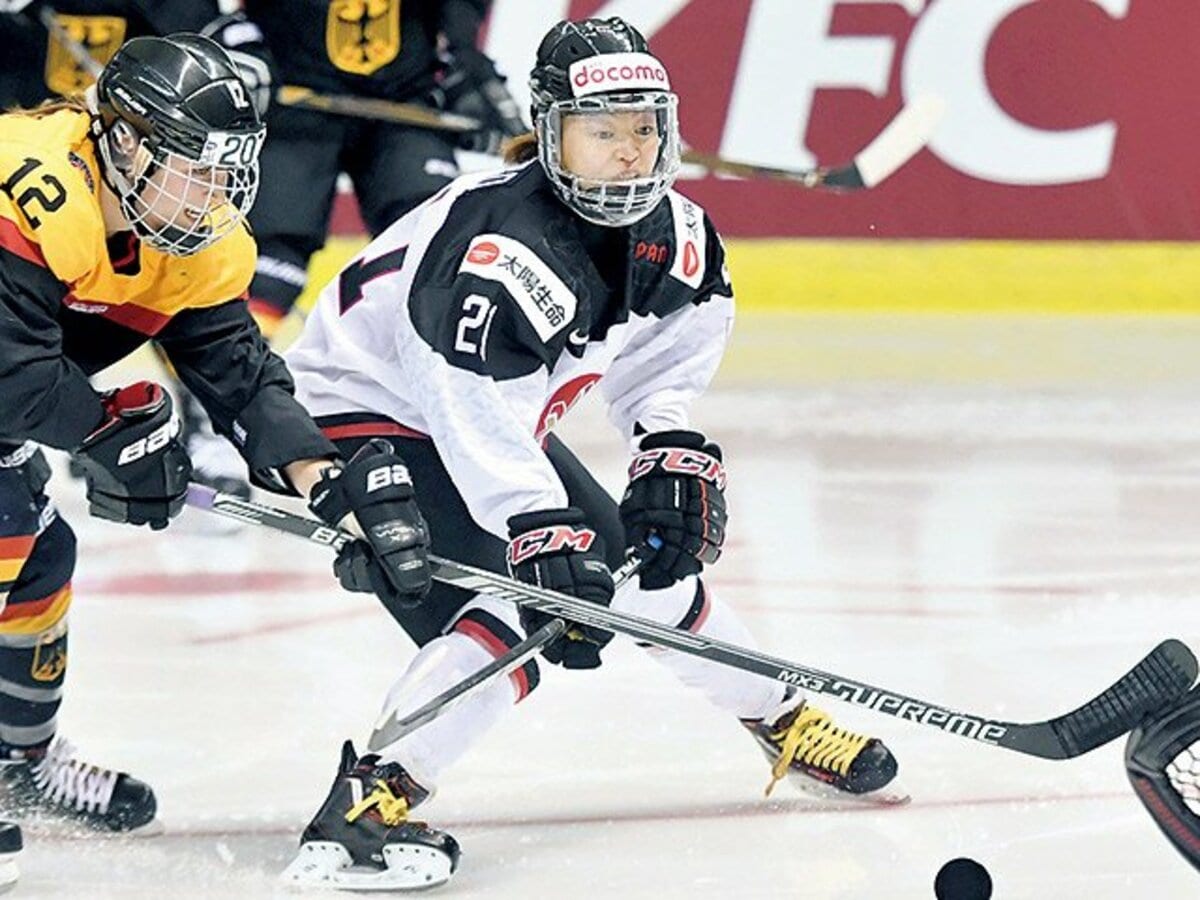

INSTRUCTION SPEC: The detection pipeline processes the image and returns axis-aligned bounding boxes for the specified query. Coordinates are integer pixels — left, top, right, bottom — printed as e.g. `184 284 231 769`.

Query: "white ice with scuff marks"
12 380 1200 898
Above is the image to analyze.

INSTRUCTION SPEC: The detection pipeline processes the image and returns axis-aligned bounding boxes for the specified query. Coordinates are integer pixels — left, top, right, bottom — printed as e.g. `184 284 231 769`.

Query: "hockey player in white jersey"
281 17 904 890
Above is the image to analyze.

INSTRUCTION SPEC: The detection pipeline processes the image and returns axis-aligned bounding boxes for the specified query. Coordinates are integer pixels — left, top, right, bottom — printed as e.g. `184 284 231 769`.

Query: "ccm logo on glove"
628 447 726 489
507 525 597 566
366 464 413 493
116 419 179 466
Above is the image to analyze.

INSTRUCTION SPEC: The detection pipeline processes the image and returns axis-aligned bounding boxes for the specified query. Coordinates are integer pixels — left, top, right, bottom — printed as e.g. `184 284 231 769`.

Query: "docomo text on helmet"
568 52 671 98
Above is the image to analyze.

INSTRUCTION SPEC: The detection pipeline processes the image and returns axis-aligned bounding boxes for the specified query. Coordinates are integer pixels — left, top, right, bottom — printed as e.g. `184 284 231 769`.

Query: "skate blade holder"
281 840 454 891
784 772 911 807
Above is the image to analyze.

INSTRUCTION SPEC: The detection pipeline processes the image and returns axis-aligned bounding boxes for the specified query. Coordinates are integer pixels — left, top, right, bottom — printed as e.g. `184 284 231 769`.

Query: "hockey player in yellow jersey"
0 33 433 888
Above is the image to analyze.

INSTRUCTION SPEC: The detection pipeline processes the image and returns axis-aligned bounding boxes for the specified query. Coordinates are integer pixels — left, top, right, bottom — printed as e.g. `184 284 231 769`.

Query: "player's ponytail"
502 132 538 165
5 96 90 118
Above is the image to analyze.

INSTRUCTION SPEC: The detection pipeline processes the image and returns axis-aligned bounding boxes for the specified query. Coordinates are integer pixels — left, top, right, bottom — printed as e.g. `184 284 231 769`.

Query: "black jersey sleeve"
129 0 225 34
155 300 336 493
0 244 104 449
439 0 490 49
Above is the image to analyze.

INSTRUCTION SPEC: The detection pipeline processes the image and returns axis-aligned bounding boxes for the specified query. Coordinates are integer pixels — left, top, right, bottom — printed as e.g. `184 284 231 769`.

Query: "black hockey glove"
309 440 431 610
507 507 614 670
439 46 526 154
73 381 192 530
619 430 728 591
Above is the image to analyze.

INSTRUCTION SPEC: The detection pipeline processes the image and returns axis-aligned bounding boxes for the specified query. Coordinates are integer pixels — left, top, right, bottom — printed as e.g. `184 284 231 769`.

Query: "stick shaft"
367 554 644 749
268 84 937 192
275 85 482 133
367 618 565 750
38 6 103 77
186 484 1196 758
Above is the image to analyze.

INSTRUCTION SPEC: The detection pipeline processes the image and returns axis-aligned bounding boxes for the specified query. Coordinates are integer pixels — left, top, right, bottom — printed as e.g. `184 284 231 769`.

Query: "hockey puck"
934 857 992 899
0 823 19 855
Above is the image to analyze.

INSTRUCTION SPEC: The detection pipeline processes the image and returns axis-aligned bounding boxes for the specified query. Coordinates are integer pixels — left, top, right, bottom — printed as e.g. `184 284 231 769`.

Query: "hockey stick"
367 618 566 752
275 85 485 134
185 484 1198 759
272 84 943 191
682 94 945 190
366 552 646 750
36 6 103 78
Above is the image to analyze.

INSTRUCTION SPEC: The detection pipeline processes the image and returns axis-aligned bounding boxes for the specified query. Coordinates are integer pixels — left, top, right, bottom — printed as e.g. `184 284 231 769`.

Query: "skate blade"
785 774 911 808
281 840 454 892
0 853 17 894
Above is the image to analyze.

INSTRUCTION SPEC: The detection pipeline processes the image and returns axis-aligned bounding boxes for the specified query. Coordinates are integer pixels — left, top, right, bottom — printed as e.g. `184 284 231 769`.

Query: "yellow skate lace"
765 705 871 797
345 780 410 827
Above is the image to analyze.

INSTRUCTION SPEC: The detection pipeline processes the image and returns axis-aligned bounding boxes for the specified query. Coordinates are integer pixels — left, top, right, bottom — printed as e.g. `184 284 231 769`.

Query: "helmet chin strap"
87 86 151 209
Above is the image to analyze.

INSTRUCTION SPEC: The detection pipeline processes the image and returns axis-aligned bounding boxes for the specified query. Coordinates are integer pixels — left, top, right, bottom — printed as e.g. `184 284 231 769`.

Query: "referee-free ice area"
15 316 1200 898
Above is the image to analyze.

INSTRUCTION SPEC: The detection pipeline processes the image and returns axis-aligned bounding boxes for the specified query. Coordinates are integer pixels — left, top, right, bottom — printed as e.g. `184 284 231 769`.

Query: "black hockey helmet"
528 18 680 227
91 33 265 256
529 18 652 120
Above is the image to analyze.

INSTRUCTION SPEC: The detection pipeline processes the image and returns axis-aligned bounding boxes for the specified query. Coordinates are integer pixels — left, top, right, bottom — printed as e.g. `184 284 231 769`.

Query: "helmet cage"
95 111 263 257
90 34 265 257
537 90 680 228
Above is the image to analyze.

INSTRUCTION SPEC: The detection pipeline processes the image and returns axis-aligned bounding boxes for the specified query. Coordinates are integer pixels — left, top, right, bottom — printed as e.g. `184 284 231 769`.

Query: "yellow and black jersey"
0 1 220 109
0 108 334 487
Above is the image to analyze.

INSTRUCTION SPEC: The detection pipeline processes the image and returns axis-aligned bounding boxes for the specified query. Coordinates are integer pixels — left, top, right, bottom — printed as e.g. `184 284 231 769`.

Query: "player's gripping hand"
619 430 728 590
74 381 192 530
507 507 614 669
309 440 431 609
440 46 526 154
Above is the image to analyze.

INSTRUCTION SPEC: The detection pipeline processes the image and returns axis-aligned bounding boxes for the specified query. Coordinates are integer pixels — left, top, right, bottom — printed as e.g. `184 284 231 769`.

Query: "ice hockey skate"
744 700 909 806
282 741 460 891
0 737 157 833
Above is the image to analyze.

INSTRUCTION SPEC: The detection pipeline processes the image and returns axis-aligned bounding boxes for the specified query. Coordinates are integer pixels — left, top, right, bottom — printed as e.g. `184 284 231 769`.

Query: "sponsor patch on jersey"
667 192 707 289
568 52 671 97
459 234 577 343
634 240 669 264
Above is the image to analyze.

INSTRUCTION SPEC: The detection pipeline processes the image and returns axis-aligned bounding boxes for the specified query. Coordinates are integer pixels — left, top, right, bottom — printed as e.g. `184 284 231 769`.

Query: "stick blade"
1037 640 1199 759
852 93 945 188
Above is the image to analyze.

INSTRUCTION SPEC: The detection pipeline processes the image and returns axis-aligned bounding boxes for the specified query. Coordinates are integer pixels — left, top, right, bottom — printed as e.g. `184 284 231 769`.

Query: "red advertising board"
333 0 1200 241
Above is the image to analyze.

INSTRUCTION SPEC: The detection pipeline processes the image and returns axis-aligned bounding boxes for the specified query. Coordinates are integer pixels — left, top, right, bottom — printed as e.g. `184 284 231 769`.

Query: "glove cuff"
637 430 722 461
307 463 350 526
507 506 587 536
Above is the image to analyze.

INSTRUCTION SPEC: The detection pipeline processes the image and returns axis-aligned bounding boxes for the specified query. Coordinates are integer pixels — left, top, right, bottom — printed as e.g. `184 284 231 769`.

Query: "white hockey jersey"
286 162 734 539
